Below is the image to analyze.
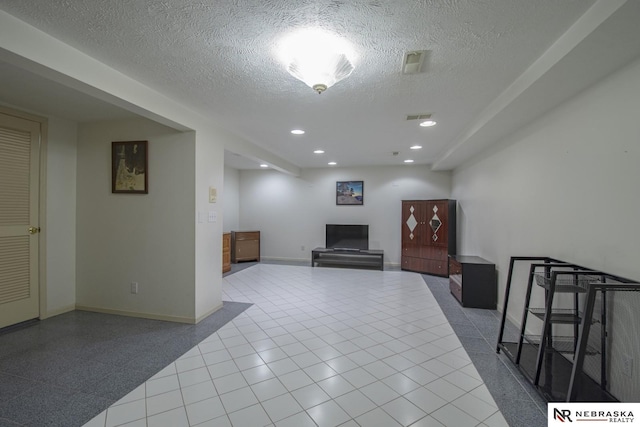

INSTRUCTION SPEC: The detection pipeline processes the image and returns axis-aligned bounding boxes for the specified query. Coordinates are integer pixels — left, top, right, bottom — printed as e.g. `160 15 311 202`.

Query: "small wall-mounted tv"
326 224 369 250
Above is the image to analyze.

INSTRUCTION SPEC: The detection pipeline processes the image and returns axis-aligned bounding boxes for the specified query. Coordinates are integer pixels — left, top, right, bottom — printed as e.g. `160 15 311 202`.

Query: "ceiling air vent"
406 113 432 121
402 50 427 74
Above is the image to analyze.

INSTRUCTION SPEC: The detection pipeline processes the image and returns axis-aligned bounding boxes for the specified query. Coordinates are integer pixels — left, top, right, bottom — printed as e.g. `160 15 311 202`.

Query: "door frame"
0 105 49 320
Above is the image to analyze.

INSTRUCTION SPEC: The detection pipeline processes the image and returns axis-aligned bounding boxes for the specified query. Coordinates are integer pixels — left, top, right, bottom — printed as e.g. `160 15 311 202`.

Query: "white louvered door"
0 112 40 329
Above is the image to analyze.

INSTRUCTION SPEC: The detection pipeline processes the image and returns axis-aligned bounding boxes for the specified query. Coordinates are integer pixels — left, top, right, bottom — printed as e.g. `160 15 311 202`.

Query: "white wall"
45 116 78 315
239 165 451 266
452 57 640 400
452 55 640 312
223 165 240 232
194 129 224 320
1 11 301 324
76 118 197 321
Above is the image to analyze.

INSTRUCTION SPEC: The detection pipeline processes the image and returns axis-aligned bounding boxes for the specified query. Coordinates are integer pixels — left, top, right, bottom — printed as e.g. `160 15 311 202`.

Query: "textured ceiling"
0 0 626 170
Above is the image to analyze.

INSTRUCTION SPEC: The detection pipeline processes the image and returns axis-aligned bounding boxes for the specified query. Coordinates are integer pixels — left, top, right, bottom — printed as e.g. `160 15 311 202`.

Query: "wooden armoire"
401 199 456 276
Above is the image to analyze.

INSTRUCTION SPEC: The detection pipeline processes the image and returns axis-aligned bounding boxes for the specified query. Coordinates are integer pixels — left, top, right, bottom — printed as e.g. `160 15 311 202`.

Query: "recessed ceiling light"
291 129 305 135
404 159 414 163
328 161 337 166
410 145 422 150
259 164 269 168
419 120 437 127
314 150 325 154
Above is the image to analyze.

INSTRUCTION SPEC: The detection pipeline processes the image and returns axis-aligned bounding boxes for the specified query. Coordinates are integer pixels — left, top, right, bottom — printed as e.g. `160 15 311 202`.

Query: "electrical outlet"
622 355 633 377
130 282 138 294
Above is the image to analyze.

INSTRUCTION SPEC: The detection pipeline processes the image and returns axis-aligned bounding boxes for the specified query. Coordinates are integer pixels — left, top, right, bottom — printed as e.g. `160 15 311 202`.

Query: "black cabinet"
449 255 496 309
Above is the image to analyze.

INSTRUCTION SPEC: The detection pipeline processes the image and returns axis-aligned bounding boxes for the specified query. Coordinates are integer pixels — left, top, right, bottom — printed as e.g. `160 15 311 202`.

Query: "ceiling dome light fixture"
404 159 414 163
313 150 325 154
419 119 437 127
410 145 422 150
328 161 337 166
278 29 356 94
291 129 305 135
259 164 269 168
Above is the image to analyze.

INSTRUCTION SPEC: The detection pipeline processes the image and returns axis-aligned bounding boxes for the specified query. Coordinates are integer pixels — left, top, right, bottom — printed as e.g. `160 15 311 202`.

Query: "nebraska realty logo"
549 403 640 425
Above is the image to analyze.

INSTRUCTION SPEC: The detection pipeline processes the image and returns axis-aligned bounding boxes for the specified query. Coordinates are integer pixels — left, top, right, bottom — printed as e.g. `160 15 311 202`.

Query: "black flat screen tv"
326 224 369 251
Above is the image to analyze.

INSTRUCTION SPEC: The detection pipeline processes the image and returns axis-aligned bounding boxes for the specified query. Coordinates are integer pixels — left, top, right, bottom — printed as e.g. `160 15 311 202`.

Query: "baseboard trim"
42 304 75 320
195 302 224 324
261 256 309 265
75 305 196 324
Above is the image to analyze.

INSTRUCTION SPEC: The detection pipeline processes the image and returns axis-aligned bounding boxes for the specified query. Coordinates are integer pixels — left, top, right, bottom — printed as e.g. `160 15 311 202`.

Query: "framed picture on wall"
112 141 148 194
336 181 363 205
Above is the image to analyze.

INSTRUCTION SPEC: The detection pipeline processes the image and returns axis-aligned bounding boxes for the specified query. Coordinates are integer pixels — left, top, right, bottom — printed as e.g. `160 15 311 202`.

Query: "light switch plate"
209 187 217 203
208 211 217 222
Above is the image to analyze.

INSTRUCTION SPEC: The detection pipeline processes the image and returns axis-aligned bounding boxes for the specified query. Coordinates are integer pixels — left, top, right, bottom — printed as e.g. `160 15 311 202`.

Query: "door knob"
28 226 40 234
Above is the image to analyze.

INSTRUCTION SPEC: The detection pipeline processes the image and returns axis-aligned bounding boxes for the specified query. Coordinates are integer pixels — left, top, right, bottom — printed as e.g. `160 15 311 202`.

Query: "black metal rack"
496 256 640 402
